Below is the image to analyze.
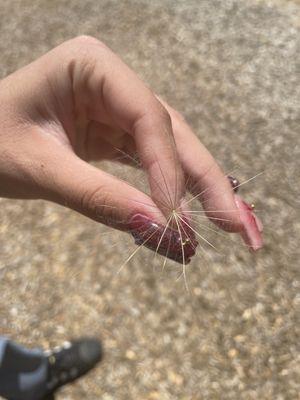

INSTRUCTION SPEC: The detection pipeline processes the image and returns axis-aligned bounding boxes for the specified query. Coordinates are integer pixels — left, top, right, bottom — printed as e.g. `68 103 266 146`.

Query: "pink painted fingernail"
234 195 263 251
228 175 240 192
128 214 198 264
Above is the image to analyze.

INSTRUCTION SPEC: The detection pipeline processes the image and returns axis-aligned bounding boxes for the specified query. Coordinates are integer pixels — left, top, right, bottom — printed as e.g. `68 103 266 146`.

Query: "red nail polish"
228 176 240 192
234 195 263 251
128 214 198 264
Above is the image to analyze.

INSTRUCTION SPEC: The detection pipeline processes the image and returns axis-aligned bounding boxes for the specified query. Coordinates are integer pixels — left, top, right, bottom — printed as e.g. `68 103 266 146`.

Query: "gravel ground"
0 0 299 399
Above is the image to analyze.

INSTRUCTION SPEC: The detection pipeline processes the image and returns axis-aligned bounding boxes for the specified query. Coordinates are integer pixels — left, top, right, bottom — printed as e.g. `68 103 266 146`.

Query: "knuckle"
68 35 107 63
154 102 172 124
195 162 218 189
145 100 172 127
80 186 116 224
72 35 101 48
64 36 108 101
132 99 172 137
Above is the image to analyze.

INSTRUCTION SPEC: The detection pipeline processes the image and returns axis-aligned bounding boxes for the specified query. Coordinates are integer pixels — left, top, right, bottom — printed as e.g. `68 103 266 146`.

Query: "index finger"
69 36 185 219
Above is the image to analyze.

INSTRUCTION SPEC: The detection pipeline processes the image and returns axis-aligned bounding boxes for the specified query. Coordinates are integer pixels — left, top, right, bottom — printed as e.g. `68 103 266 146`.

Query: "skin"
0 36 261 257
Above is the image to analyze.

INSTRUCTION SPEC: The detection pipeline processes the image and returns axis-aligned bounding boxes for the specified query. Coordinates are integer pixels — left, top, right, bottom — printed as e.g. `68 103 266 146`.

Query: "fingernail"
228 176 240 192
128 214 198 264
253 213 263 233
234 195 263 251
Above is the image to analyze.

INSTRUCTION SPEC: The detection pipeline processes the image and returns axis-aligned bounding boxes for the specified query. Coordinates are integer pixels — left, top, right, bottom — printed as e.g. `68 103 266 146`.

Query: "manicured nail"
228 176 240 192
234 195 263 251
128 214 198 264
253 213 263 233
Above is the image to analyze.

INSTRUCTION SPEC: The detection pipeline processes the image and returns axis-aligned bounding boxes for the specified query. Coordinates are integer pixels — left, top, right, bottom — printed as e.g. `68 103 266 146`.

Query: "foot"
42 338 102 398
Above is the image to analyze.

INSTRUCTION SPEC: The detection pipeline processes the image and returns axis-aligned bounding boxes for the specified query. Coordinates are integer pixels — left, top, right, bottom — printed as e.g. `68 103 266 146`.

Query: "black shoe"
42 338 102 398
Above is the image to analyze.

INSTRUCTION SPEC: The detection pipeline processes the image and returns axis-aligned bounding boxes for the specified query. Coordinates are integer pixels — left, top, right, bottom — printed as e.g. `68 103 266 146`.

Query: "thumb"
38 145 198 263
42 148 163 230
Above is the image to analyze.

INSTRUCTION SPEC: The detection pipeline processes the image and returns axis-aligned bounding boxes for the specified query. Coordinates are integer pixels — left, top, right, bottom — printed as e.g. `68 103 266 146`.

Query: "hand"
0 36 262 261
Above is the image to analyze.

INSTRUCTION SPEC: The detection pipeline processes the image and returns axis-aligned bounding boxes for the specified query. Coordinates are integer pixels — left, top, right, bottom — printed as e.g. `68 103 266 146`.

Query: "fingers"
67 36 185 217
159 100 243 233
160 101 264 250
30 133 165 229
32 133 198 262
9 115 197 262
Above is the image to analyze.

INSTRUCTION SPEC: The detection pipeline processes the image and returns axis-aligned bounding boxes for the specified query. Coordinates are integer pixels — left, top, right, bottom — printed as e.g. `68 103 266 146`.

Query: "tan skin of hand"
0 36 243 240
